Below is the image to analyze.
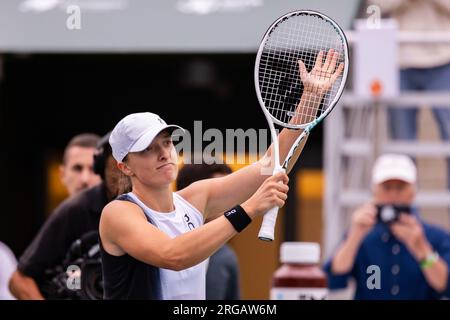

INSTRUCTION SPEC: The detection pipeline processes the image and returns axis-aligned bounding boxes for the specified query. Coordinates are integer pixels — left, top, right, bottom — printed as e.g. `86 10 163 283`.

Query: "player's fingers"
273 172 289 185
322 49 334 72
330 63 344 83
274 182 289 193
298 60 308 80
273 196 286 208
275 190 288 201
283 173 289 184
327 51 339 73
314 50 324 69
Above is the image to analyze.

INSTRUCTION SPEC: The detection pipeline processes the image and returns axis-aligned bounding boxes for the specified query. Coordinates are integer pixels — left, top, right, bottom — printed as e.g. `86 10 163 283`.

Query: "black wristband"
224 205 252 232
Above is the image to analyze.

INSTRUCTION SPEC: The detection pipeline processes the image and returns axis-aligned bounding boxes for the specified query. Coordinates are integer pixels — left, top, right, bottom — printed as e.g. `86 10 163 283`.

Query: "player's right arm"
100 174 288 270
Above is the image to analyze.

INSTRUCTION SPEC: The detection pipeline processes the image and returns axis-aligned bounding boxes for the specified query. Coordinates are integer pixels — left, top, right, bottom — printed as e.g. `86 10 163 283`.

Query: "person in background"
368 0 450 193
0 241 17 300
324 154 450 299
9 133 125 299
176 163 240 300
59 133 102 196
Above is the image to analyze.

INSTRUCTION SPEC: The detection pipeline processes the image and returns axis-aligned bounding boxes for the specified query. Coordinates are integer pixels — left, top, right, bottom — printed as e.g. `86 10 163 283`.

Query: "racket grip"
258 166 285 242
258 206 279 241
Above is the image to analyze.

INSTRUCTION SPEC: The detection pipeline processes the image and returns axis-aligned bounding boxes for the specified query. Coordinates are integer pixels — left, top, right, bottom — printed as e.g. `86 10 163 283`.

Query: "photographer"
9 133 125 300
324 154 450 299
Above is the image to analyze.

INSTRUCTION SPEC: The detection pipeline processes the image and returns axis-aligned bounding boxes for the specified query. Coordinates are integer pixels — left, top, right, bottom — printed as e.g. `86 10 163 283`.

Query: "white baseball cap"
109 112 183 162
372 153 417 185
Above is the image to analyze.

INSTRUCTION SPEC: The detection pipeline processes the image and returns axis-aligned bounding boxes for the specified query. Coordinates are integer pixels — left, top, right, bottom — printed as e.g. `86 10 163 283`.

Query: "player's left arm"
179 50 342 219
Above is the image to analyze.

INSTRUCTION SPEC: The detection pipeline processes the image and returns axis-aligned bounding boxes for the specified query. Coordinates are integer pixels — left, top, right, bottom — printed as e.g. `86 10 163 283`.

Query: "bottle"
270 242 328 300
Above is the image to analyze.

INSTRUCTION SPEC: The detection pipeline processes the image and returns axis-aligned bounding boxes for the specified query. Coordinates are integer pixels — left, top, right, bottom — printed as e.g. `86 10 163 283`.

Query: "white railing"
323 31 450 259
345 31 450 44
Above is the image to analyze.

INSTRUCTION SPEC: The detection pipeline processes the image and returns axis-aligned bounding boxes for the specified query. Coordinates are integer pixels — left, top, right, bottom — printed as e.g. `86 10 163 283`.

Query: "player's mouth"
157 163 175 170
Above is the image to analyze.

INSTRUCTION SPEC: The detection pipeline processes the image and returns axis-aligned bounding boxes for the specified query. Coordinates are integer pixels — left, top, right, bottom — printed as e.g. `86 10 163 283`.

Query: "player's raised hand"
298 49 344 97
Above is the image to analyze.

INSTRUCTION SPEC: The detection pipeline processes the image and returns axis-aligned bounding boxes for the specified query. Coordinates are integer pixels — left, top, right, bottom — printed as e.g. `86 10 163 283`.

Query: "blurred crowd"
1 0 450 300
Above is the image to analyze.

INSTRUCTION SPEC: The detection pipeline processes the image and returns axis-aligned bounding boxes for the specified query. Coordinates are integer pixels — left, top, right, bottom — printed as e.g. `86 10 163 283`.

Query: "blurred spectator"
9 133 127 299
324 154 450 299
60 133 102 196
176 163 241 300
0 241 17 300
368 0 450 190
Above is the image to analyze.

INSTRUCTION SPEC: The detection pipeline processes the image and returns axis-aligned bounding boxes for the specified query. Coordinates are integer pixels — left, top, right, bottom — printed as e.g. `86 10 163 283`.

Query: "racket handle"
258 206 279 241
258 166 285 242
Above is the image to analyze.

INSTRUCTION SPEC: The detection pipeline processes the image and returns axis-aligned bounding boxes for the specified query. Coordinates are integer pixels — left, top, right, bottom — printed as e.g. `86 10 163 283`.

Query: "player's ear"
117 162 134 177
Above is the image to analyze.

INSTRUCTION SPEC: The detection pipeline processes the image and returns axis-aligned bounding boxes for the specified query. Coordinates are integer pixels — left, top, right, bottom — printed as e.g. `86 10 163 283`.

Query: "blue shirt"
324 213 450 300
206 244 240 300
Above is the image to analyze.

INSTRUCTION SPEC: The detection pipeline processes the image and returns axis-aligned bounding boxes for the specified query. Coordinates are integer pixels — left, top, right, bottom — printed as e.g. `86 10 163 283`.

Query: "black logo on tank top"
184 214 195 230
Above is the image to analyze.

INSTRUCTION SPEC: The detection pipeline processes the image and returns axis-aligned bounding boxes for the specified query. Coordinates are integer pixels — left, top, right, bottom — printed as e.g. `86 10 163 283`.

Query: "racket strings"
258 13 345 126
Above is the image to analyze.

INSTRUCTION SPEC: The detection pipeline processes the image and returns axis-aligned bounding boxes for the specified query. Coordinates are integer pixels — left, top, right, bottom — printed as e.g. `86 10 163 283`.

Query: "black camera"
41 231 103 300
376 204 412 224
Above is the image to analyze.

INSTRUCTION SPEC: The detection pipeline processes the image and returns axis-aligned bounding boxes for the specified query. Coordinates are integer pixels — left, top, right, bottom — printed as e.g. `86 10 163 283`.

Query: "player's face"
126 131 178 187
60 146 101 196
373 179 415 205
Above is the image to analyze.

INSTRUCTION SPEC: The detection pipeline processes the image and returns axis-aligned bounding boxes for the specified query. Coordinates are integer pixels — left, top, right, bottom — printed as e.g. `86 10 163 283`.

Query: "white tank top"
126 192 207 300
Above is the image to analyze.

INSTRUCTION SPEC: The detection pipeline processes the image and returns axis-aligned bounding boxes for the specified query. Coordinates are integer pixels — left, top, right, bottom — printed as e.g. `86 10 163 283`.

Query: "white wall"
0 0 359 52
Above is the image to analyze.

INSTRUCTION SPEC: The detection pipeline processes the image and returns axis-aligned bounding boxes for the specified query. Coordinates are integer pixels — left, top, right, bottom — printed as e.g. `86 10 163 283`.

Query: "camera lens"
380 205 396 223
81 262 103 300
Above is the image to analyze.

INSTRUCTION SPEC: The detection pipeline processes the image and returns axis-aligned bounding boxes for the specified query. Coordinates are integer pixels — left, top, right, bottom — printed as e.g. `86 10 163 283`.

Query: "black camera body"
41 231 103 300
376 204 412 224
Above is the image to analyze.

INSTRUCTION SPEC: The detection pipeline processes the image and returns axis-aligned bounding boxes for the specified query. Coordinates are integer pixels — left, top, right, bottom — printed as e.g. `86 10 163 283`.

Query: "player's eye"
140 146 153 153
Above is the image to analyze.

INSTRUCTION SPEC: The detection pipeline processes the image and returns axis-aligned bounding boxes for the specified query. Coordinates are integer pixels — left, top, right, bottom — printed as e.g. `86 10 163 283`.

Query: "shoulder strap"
116 194 156 225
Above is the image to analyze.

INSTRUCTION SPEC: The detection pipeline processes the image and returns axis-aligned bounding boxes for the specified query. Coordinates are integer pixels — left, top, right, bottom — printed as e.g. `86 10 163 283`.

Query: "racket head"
254 10 349 130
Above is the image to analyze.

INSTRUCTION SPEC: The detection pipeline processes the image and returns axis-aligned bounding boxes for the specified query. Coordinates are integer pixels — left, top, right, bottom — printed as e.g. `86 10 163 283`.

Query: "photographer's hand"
391 214 448 293
349 202 377 240
390 214 430 260
331 202 376 274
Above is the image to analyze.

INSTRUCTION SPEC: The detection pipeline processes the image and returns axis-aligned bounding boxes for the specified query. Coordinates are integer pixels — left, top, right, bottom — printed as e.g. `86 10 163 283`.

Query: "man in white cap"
324 154 450 299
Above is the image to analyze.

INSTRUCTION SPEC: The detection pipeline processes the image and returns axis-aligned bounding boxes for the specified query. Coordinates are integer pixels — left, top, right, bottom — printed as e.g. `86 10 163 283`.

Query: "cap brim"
373 172 415 185
129 125 184 153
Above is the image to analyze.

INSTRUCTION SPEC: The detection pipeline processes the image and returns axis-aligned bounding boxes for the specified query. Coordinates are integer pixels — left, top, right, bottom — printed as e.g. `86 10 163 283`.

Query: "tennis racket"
255 10 349 241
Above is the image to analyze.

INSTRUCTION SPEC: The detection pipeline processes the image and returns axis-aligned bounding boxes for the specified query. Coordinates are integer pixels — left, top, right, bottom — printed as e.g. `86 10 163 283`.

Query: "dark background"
0 53 323 257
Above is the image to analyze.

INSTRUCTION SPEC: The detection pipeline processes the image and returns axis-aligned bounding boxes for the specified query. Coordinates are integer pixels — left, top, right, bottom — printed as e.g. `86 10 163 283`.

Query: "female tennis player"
99 49 343 299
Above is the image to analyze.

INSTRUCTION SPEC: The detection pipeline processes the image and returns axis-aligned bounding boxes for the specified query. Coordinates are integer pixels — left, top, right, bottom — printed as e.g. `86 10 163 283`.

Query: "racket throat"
272 165 285 175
